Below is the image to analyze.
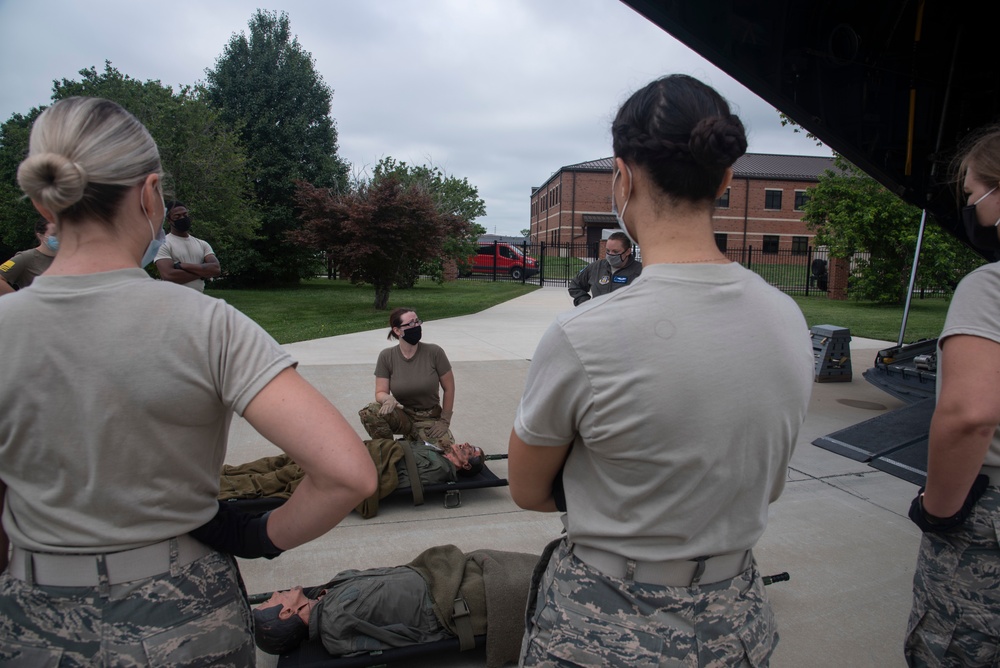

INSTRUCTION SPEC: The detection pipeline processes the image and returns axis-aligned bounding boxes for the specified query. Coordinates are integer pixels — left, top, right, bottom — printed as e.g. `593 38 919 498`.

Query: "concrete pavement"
227 286 921 668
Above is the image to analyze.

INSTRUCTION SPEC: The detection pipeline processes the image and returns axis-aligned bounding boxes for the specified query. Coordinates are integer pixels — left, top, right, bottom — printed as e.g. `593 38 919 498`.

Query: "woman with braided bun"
0 97 376 665
509 74 814 666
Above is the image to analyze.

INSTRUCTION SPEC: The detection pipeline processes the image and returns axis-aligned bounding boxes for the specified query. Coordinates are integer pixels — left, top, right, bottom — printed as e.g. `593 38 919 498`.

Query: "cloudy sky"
0 0 830 236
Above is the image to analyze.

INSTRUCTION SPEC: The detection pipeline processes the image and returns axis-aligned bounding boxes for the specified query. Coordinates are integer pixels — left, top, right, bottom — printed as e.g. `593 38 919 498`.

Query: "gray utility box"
811 324 852 382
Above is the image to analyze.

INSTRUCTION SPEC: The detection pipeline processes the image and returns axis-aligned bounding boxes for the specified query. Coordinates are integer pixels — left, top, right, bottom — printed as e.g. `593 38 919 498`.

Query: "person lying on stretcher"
252 544 538 668
218 440 484 499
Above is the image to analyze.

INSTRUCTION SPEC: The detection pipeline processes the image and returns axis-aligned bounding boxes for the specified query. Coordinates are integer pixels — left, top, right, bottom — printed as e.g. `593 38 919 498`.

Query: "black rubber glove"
908 474 990 534
552 466 567 512
190 501 284 559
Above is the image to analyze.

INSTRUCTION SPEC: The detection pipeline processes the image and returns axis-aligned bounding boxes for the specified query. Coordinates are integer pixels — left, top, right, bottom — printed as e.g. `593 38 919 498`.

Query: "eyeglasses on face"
399 318 422 329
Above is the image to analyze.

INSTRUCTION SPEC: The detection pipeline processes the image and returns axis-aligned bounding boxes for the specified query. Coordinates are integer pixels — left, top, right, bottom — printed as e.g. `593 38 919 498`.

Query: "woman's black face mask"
402 325 422 345
962 186 1000 254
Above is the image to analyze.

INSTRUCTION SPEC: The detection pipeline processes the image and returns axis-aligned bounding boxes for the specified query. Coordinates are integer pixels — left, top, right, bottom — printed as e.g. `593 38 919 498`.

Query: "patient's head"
445 442 485 477
252 587 318 654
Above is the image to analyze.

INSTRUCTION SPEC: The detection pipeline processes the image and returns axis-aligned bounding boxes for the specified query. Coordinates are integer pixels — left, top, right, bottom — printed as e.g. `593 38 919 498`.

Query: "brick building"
529 153 836 255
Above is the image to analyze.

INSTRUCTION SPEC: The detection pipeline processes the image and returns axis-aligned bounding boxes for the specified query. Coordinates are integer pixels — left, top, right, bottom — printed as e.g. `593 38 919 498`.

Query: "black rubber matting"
869 441 929 486
812 398 933 485
812 398 934 462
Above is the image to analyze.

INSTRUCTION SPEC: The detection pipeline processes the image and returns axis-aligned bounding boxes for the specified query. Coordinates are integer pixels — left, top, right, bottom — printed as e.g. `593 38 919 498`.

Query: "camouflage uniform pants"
358 402 455 448
0 551 254 667
905 486 1000 667
520 538 777 667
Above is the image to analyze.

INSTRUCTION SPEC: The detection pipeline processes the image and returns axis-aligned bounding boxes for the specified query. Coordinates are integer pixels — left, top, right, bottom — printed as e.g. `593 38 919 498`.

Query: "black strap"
452 597 475 651
398 441 424 506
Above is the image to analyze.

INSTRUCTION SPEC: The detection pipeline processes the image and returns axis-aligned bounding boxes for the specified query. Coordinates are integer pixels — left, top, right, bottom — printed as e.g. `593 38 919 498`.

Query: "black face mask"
401 326 422 345
961 203 1000 254
171 216 192 233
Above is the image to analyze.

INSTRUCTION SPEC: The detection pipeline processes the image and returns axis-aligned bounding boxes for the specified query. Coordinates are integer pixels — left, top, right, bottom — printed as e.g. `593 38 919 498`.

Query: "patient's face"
258 586 319 623
450 442 484 469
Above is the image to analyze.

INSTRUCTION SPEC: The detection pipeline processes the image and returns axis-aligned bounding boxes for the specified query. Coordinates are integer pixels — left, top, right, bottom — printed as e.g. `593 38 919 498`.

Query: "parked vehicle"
464 242 539 280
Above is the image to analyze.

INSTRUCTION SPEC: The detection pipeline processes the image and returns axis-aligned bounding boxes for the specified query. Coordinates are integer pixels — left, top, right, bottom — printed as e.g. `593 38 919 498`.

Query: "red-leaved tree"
292 177 470 309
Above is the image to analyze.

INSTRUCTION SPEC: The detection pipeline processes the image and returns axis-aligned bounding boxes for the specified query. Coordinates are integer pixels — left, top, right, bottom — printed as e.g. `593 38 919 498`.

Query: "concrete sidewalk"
229 286 920 668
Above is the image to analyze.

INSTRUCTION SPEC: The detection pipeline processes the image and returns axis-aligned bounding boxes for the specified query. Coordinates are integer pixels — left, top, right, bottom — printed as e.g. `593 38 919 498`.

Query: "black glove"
552 466 567 512
190 501 284 559
908 474 990 534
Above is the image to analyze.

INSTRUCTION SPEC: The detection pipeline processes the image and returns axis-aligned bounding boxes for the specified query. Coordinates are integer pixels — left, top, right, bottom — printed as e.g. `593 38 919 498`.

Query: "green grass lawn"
792 294 950 343
206 279 537 344
207 276 950 346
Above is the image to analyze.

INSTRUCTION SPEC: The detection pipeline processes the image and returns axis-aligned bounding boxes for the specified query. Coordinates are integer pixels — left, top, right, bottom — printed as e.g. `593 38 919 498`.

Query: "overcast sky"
0 0 830 237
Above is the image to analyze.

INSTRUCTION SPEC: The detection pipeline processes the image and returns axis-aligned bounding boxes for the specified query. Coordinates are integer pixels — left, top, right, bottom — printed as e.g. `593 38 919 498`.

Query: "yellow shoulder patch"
0 260 15 272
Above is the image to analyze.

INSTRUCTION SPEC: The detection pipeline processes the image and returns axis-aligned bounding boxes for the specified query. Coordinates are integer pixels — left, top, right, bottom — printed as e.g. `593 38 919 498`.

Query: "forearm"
178 261 221 278
158 266 198 283
508 429 568 512
0 278 15 296
923 411 993 517
265 473 368 549
567 279 589 304
440 378 455 415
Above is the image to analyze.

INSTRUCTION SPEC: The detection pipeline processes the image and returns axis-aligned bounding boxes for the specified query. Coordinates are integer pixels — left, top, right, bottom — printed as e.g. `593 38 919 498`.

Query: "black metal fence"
459 241 843 294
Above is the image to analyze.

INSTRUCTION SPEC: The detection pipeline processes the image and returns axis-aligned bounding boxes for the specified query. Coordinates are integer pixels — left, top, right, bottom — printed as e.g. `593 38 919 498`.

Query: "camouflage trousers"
358 402 455 449
905 486 1000 667
0 551 255 667
520 538 777 667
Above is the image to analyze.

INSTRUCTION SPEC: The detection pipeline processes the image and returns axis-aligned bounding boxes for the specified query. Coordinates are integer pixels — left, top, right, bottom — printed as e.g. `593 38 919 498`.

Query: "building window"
791 236 808 255
716 188 730 208
794 190 809 210
762 235 779 254
764 189 782 210
714 233 728 252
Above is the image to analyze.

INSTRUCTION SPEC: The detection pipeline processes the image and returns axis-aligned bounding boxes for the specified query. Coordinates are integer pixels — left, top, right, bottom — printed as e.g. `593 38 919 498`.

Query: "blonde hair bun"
17 152 88 214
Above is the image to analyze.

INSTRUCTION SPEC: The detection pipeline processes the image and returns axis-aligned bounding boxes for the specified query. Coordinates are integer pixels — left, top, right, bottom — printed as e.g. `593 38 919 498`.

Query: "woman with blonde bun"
0 97 376 665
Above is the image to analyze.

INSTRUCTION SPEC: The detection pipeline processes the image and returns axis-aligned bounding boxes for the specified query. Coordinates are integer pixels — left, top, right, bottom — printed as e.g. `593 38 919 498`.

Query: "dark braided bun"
689 116 747 168
611 75 747 202
614 123 694 164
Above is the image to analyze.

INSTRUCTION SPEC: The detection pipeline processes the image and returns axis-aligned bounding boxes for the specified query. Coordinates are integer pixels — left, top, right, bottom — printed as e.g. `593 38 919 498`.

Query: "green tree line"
0 10 485 291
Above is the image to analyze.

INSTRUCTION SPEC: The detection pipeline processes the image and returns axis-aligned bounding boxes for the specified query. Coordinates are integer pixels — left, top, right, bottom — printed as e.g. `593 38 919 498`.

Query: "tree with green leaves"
293 174 473 310
803 156 984 303
0 63 258 273
205 9 348 285
369 157 486 284
0 110 41 258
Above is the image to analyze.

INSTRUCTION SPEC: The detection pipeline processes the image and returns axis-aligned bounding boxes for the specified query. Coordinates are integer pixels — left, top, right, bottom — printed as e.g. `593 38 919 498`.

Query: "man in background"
154 202 221 291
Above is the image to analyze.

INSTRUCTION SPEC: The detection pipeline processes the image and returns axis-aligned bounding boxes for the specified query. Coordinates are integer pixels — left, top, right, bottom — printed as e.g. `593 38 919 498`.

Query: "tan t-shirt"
515 263 814 561
155 233 216 291
0 248 53 289
0 269 294 553
374 343 452 411
936 262 1000 467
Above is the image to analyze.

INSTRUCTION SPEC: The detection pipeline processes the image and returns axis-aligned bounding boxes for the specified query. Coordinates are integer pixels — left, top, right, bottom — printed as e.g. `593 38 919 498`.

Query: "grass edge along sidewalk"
208 278 951 346
207 279 538 344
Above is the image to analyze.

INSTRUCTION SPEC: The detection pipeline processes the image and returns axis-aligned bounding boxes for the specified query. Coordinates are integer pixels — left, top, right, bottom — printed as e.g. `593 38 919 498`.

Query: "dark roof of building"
540 153 837 188
732 153 837 180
